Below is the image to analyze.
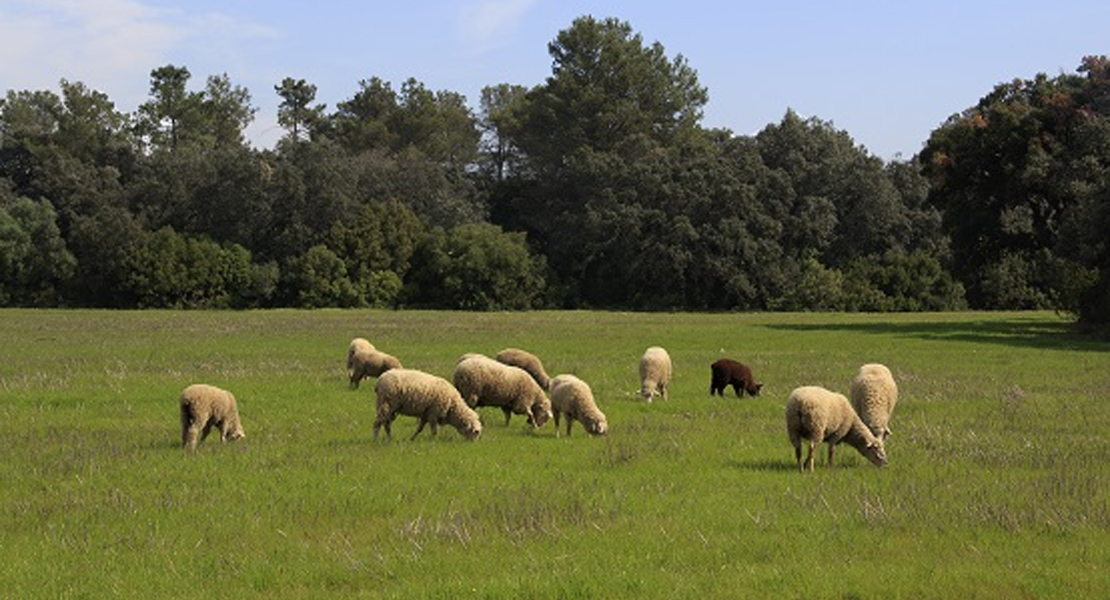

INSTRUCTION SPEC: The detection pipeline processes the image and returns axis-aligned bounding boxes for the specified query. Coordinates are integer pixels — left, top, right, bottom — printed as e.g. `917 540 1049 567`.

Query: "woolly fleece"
179 383 245 452
550 374 608 437
373 368 482 441
785 385 887 472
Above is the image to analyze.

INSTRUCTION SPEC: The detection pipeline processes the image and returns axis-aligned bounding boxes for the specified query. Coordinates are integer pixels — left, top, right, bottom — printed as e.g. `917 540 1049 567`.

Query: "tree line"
1 16 1108 330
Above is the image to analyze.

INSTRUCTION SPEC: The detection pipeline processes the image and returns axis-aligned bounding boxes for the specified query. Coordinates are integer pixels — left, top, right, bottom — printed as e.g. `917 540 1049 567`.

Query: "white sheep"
453 353 552 429
549 374 608 437
639 346 672 402
785 385 887 472
347 337 376 374
179 383 245 452
850 363 898 441
373 369 482 441
349 348 403 388
495 347 552 391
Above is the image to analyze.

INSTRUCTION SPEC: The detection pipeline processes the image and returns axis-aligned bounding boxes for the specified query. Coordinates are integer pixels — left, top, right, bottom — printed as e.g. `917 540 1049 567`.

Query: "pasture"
1 309 1107 599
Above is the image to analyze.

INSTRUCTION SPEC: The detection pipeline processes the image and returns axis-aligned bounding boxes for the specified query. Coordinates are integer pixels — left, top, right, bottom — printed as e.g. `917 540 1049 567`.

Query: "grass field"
1 309 1107 599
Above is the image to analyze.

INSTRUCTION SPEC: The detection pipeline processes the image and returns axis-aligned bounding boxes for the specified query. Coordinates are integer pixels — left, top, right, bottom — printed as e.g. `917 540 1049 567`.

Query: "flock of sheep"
179 337 899 473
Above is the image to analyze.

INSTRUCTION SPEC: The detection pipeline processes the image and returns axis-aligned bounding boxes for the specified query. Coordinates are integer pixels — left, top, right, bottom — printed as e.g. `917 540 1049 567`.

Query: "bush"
124 227 255 309
282 244 361 308
404 223 546 310
843 251 967 311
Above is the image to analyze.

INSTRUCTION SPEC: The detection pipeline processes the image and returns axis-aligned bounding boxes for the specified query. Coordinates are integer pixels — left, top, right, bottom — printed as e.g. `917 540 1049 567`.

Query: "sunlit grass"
0 309 1107 599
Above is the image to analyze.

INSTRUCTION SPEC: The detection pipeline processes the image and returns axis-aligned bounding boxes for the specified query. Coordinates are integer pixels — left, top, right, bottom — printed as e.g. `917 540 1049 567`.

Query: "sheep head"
448 405 482 441
223 424 245 442
862 439 887 467
586 417 608 436
528 402 552 428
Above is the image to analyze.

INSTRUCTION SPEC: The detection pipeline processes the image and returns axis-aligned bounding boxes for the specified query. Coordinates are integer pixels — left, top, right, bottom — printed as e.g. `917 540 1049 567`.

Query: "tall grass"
1 310 1107 599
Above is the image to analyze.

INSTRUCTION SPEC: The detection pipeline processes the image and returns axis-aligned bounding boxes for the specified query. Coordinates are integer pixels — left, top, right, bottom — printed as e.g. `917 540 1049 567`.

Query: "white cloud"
457 0 537 54
0 0 183 106
0 0 278 110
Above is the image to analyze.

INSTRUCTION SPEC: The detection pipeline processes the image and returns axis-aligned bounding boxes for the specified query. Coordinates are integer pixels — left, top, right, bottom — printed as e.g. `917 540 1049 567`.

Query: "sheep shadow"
763 317 1107 353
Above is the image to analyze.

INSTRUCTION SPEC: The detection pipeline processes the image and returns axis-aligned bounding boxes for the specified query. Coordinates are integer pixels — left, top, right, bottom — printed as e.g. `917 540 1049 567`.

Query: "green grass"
1 309 1107 599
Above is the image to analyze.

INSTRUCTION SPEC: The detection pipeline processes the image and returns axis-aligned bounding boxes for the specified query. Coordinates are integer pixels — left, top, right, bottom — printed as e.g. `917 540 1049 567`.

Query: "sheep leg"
183 424 201 452
200 421 215 442
804 440 817 472
564 417 574 437
501 407 513 427
373 416 393 440
410 417 429 440
827 443 836 468
525 407 541 429
180 409 195 449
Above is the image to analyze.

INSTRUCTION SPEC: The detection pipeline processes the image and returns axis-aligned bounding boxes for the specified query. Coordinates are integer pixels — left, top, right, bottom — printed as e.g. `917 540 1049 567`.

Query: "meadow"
0 309 1107 599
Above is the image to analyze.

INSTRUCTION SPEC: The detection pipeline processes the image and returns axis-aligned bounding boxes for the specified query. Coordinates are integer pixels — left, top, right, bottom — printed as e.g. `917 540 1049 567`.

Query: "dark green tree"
478 83 529 183
124 226 255 308
0 191 76 306
0 83 132 221
755 110 911 268
64 205 147 307
505 16 708 306
282 244 360 308
136 65 203 151
1053 56 1110 328
922 58 1110 312
394 78 480 170
324 198 426 307
200 73 256 148
275 77 326 144
333 77 399 153
404 222 545 310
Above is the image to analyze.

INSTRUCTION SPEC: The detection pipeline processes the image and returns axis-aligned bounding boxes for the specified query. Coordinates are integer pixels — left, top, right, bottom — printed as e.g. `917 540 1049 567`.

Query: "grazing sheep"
850 363 898 441
785 386 887 472
453 353 552 429
709 358 763 398
496 347 552 391
549 374 608 437
349 348 403 388
373 369 482 441
180 384 245 452
347 337 375 373
639 346 672 402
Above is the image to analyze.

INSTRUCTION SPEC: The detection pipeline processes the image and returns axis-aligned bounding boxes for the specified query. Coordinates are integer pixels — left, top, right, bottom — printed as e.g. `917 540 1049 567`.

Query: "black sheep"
709 358 763 397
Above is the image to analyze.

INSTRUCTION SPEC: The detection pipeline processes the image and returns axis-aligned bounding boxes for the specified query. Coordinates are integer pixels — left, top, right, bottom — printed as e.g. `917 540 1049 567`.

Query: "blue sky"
1 0 1107 159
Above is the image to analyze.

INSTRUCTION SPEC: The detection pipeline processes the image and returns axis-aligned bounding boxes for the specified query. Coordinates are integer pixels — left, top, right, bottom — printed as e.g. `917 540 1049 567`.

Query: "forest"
1 16 1108 329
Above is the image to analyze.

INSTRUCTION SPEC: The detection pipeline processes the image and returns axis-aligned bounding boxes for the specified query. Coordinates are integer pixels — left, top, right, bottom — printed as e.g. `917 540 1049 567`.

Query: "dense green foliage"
1 16 1108 327
922 55 1110 327
1 309 1106 599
